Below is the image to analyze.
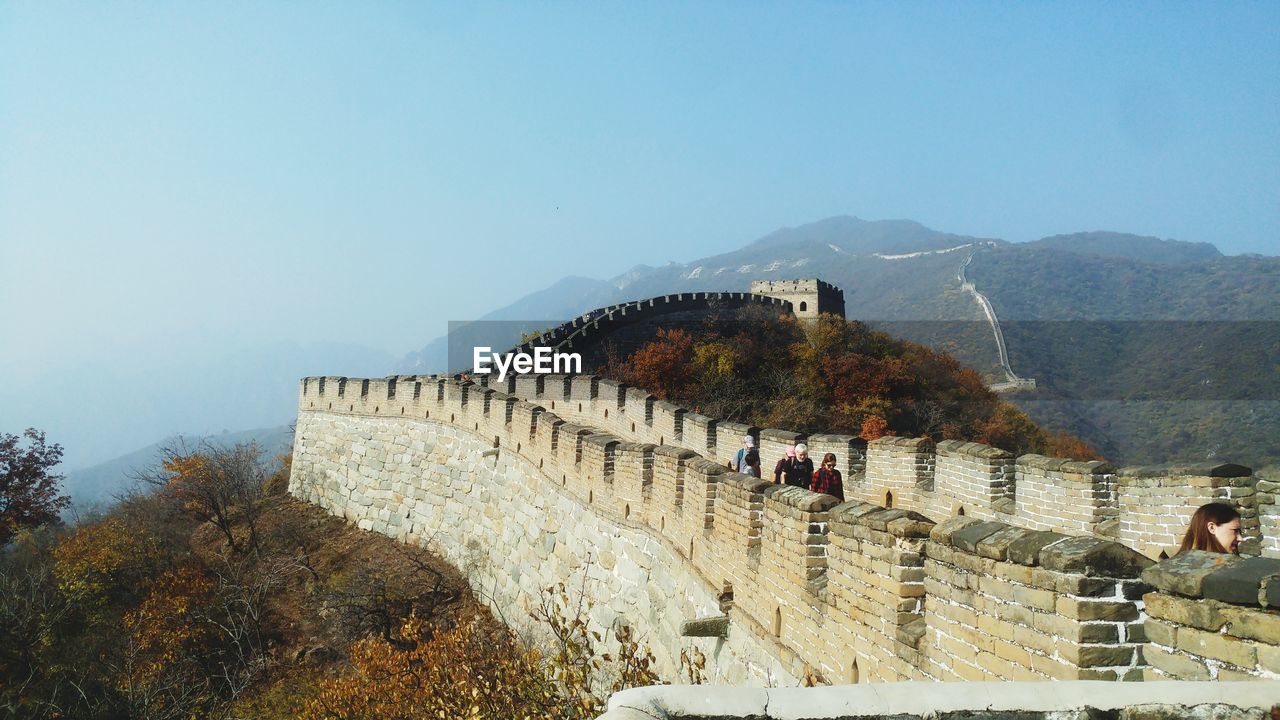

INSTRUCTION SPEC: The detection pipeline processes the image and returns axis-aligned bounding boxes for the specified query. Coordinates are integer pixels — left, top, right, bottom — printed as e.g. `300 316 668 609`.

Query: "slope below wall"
290 410 798 685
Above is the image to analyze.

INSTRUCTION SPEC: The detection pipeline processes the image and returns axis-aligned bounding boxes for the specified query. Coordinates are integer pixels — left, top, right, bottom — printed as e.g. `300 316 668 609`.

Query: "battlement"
290 373 1280 686
465 372 1273 561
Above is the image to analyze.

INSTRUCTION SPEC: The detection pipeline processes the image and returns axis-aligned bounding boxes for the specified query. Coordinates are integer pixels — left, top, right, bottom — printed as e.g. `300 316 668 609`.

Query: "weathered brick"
1056 597 1138 622
1175 625 1257 668
1144 619 1177 647
1143 592 1227 631
1143 645 1210 680
1219 604 1280 645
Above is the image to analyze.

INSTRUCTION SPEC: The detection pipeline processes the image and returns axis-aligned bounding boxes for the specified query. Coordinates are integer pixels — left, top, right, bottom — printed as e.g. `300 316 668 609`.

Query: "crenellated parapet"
483 372 1274 559
1140 551 1280 680
290 373 1280 686
493 291 794 369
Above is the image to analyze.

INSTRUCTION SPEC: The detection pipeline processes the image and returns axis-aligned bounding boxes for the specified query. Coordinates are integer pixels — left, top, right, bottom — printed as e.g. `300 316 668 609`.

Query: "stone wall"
494 373 1277 559
290 374 1280 691
290 406 794 686
924 517 1150 681
1140 551 1280 681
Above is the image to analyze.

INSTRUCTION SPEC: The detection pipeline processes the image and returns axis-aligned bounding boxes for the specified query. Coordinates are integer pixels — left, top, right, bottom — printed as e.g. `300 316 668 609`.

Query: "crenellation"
1116 464 1259 559
715 422 759 464
514 374 543 400
570 374 598 403
290 376 1280 691
805 433 866 482
542 374 572 403
682 412 717 454
651 401 685 444
624 387 655 425
931 440 1016 521
759 429 805 479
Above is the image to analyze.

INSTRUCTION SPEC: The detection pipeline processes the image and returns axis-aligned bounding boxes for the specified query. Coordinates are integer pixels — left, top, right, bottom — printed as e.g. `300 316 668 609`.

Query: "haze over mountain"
62 425 294 511
400 216 1280 470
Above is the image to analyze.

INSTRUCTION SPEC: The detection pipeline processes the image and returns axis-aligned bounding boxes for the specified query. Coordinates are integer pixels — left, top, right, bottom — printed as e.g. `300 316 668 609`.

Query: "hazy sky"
2 3 1279 467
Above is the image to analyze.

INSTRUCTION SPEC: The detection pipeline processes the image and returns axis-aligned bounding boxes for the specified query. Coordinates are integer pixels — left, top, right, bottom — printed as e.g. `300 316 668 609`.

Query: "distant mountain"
401 215 1004 374
62 425 294 510
394 215 1279 469
1 340 391 473
748 216 1001 256
1025 232 1222 265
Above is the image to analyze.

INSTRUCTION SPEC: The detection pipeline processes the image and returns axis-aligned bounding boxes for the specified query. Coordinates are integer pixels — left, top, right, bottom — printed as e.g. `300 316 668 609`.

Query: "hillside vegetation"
0 444 698 720
598 312 1099 460
971 245 1280 467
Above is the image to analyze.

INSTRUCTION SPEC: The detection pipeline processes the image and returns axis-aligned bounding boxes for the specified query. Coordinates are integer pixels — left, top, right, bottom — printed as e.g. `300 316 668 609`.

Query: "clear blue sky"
2 3 1278 467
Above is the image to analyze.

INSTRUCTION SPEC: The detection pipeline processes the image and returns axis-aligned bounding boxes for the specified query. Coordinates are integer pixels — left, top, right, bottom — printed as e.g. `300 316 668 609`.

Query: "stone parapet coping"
1118 463 1254 478
930 516 1154 578
598 681 1280 719
935 439 1014 460
1142 550 1280 608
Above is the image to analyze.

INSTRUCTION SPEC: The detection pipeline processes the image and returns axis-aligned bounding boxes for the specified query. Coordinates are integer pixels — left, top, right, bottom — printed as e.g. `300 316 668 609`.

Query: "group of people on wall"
731 436 845 502
730 434 1245 556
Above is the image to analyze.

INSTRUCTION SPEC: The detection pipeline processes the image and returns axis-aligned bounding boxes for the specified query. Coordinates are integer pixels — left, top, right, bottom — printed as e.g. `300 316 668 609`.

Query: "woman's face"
1208 517 1243 553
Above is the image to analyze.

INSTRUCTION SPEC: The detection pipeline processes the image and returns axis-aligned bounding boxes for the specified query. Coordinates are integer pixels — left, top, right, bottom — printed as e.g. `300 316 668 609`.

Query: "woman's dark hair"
1179 502 1241 554
745 448 759 466
821 452 837 466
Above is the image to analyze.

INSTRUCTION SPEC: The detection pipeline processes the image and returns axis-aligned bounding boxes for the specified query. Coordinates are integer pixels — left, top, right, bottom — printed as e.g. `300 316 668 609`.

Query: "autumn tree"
598 313 1103 460
0 429 69 546
142 441 268 554
600 328 698 402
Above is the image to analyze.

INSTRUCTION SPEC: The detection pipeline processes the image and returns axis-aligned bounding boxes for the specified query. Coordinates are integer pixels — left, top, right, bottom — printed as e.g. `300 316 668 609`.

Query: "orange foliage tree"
147 442 267 554
304 584 666 720
598 313 1103 460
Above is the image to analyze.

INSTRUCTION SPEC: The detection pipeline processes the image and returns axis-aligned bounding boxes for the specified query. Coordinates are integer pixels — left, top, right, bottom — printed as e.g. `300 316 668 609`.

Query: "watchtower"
750 278 846 320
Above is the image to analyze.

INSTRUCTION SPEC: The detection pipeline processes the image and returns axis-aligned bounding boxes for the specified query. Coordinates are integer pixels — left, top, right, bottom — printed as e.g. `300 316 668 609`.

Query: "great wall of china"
288 281 1280 718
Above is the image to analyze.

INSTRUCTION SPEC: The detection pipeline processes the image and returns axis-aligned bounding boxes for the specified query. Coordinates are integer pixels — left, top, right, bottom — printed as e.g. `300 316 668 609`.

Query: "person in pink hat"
773 444 796 484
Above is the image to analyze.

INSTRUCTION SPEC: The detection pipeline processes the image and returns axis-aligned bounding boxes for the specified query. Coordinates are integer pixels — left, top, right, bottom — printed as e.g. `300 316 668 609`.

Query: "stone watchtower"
750 278 845 320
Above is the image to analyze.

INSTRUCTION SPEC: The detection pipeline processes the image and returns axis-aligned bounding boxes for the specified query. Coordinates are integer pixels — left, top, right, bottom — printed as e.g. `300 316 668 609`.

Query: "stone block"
680 615 729 638
1143 645 1211 680
1056 597 1139 622
1201 556 1280 606
950 521 1008 554
974 525 1037 561
1141 550 1246 598
1039 535 1153 579
930 515 981 544
1175 625 1257 668
861 508 928 532
1006 531 1070 566
1219 605 1280 645
1144 618 1177 647
1143 592 1227 632
885 514 934 538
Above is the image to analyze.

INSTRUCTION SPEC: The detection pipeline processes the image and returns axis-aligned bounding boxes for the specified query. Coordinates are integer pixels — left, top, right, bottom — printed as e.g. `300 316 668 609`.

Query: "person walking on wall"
732 435 755 473
773 444 795 483
811 452 844 501
1179 502 1243 554
778 443 814 488
743 447 761 478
